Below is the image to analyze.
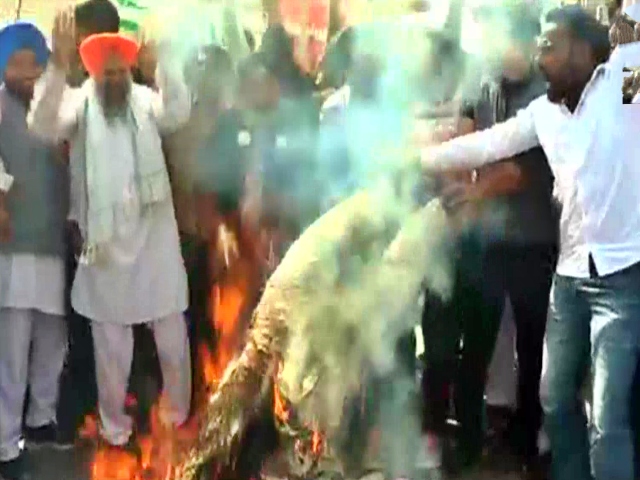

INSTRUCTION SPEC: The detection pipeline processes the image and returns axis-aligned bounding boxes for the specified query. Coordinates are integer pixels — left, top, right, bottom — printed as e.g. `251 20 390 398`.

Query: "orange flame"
272 367 324 459
85 222 258 480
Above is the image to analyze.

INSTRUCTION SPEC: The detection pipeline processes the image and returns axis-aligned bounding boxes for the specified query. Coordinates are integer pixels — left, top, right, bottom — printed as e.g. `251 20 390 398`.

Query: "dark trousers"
487 243 556 459
421 239 502 461
421 236 556 461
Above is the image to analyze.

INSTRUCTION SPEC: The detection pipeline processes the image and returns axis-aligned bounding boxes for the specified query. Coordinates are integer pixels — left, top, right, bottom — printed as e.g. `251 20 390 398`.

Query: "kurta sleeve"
0 158 14 193
28 64 81 143
151 60 192 134
421 100 541 172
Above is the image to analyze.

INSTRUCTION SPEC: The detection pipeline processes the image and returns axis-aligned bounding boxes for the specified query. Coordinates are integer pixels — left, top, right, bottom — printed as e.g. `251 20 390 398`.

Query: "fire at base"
172 192 454 480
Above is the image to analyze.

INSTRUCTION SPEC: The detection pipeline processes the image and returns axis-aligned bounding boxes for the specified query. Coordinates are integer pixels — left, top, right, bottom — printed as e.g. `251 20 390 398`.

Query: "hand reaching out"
51 7 76 72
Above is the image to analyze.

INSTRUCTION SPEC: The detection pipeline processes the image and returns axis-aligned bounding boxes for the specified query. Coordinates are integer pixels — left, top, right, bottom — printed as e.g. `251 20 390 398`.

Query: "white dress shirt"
624 2 640 21
421 62 640 278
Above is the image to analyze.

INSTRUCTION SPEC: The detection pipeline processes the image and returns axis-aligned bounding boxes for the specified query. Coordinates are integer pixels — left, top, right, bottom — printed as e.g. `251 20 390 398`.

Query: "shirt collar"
570 64 607 113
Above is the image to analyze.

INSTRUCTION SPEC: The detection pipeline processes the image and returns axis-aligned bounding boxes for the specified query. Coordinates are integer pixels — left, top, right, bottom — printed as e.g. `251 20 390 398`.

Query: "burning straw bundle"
174 190 454 480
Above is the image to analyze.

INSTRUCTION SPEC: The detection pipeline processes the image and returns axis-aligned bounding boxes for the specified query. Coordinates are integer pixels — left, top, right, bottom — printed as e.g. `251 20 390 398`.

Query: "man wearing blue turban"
0 21 49 89
0 21 69 480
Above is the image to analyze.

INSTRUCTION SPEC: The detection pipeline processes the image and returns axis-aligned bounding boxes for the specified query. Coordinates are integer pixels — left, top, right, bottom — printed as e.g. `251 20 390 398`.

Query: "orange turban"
79 33 139 77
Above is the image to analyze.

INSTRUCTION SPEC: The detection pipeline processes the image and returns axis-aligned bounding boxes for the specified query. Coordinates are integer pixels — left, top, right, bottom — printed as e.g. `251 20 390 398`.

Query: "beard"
545 81 567 104
4 80 35 105
97 80 131 118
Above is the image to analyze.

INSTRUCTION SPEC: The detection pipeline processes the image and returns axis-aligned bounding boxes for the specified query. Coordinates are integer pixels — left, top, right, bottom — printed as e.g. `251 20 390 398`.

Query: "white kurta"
0 254 65 315
0 253 67 461
70 120 188 325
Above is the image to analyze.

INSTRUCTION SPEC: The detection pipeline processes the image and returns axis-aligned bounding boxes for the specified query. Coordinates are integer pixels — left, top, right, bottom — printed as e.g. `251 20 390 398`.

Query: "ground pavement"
25 447 525 480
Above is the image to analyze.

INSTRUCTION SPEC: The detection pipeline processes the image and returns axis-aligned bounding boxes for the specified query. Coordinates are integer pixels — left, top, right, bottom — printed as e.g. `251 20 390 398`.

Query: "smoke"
144 0 559 473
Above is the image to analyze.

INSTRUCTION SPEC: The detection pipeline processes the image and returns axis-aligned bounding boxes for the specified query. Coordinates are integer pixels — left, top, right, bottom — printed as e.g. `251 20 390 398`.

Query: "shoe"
23 424 74 451
440 440 483 477
0 455 30 480
98 435 141 459
521 454 551 480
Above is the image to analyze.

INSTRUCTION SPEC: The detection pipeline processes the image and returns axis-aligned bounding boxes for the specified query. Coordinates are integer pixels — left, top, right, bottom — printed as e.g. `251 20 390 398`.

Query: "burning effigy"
172 190 454 480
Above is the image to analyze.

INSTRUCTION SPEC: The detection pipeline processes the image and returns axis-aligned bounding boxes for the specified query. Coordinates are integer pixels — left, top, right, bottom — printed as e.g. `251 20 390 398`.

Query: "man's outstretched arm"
420 101 540 172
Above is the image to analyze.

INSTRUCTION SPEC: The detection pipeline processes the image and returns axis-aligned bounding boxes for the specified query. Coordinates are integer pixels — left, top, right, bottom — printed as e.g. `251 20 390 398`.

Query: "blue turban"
0 21 50 79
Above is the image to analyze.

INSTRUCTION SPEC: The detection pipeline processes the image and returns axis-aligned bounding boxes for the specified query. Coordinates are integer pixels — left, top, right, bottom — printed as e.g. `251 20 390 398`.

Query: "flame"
84 222 259 480
84 395 200 480
273 384 291 424
272 368 324 460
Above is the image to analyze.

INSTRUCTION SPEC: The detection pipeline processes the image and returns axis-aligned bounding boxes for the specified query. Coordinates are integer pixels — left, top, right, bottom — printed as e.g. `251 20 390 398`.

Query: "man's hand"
0 207 11 243
51 8 76 72
137 35 158 89
440 179 481 213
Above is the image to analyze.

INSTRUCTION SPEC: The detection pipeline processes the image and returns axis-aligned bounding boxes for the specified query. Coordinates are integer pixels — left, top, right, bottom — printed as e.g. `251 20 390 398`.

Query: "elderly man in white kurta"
28 12 191 447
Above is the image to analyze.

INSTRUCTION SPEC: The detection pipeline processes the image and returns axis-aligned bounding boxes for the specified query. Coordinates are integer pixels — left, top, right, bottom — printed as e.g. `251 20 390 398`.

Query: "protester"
460 3 557 474
68 0 121 86
419 6 556 478
55 0 121 448
28 10 192 450
420 5 639 480
0 21 68 480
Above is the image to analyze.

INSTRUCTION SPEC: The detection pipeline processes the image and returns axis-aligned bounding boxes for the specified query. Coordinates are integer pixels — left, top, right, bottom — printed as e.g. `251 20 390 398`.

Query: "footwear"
521 454 551 480
23 424 74 451
440 440 483 477
98 435 141 459
0 455 30 480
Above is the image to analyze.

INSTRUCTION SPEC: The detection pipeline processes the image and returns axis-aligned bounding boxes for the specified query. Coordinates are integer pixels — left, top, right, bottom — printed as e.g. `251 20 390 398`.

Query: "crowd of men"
0 0 638 480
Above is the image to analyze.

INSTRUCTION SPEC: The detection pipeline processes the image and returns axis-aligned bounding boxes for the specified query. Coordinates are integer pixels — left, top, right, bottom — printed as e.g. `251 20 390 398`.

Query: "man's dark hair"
236 52 275 84
320 25 354 89
74 0 120 34
259 23 315 97
545 5 611 64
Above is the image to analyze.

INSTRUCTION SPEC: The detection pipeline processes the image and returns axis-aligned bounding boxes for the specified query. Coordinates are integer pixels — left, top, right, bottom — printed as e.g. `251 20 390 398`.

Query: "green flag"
115 0 150 34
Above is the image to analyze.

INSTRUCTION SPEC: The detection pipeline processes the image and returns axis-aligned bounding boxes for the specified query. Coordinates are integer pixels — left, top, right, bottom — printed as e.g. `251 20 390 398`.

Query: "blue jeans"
543 262 640 480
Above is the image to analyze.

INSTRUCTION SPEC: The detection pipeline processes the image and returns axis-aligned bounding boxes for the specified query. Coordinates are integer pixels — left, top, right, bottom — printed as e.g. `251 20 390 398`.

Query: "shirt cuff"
0 173 14 193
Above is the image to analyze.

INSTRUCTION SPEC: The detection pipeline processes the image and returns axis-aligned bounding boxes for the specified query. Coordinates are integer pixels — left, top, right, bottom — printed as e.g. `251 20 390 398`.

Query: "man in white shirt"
419 6 640 480
28 10 192 450
624 0 640 21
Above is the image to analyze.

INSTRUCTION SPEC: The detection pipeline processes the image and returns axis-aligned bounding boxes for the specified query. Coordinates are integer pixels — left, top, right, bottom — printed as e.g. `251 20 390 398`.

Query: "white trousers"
486 297 517 408
0 308 67 461
91 313 191 445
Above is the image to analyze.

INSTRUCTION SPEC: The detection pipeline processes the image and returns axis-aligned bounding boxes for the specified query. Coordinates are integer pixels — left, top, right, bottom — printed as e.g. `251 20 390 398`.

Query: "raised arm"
420 100 540 172
222 0 251 65
28 8 80 143
28 64 80 142
151 56 191 134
